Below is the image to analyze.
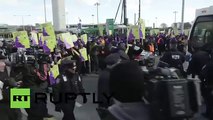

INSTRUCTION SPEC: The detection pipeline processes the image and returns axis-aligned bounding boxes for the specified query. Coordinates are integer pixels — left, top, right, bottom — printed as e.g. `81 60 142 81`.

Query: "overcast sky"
0 0 212 27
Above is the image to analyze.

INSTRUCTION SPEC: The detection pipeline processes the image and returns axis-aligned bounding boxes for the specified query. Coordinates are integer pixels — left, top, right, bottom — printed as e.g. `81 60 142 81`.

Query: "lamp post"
181 0 185 34
92 14 95 25
66 12 69 25
14 15 31 30
94 2 100 24
44 0 47 22
139 0 141 19
173 11 178 23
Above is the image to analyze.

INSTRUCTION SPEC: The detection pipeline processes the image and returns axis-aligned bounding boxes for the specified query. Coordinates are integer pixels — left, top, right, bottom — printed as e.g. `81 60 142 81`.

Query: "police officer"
199 52 213 119
187 47 210 78
158 38 186 77
52 59 84 120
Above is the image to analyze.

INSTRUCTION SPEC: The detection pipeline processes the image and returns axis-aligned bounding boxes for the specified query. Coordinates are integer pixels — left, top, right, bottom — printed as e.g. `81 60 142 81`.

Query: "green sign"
10 88 30 108
106 19 114 35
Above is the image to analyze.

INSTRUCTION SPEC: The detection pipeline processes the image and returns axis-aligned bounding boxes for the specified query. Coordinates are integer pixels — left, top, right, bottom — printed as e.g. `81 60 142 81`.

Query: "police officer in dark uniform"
158 38 186 77
52 59 84 120
199 52 213 119
187 47 210 78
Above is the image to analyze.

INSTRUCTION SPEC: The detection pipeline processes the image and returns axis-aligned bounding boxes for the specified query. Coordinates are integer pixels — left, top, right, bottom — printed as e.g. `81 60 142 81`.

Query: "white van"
188 6 213 53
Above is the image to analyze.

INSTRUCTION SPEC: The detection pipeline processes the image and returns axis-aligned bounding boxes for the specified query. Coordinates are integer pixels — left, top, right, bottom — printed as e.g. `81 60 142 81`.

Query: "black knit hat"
105 53 120 66
110 61 144 102
60 58 76 72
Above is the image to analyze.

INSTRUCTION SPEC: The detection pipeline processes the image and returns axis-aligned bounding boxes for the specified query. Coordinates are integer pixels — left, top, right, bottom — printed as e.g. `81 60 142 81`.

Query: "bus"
188 6 213 53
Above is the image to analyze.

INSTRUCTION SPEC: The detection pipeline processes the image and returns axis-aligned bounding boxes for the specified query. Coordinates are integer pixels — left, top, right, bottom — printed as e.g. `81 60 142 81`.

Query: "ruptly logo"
10 88 113 108
10 88 30 108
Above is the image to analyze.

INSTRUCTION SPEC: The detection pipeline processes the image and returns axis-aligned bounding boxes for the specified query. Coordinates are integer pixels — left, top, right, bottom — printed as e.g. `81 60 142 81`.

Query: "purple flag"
42 28 49 36
15 37 25 48
49 72 56 85
57 39 63 46
32 38 37 46
74 41 79 47
139 26 143 39
79 53 85 62
39 36 43 47
128 29 135 42
43 41 51 54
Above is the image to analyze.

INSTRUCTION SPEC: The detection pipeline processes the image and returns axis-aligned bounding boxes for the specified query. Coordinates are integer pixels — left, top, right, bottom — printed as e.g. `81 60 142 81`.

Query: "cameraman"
105 62 151 120
16 52 53 120
0 54 22 120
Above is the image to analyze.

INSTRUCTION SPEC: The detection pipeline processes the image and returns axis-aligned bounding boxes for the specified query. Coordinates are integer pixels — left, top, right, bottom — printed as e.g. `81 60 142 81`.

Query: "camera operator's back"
105 62 151 120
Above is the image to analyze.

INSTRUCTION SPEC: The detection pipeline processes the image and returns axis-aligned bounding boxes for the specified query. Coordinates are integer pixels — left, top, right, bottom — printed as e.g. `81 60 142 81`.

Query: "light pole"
92 14 95 25
155 17 158 28
173 11 178 23
139 0 141 20
44 0 47 22
66 12 69 25
94 2 100 24
14 15 31 30
181 0 185 34
123 0 127 25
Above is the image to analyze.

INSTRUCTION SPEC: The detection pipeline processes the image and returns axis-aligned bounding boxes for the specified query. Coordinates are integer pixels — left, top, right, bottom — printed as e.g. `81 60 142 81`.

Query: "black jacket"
160 49 185 70
200 61 213 86
187 50 210 76
98 68 111 108
52 73 84 104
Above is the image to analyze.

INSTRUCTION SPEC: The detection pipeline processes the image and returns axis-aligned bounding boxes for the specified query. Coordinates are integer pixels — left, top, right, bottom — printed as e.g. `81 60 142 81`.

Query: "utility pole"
173 11 178 23
139 0 141 20
94 2 100 24
44 0 47 22
181 0 185 34
92 14 95 25
123 0 127 25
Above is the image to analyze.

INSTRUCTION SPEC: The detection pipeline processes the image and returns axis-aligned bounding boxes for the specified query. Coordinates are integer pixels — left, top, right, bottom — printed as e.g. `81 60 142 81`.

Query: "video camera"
143 67 200 120
10 47 51 66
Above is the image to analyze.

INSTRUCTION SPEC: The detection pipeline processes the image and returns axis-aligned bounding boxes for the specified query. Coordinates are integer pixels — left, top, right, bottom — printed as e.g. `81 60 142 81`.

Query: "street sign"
106 19 114 35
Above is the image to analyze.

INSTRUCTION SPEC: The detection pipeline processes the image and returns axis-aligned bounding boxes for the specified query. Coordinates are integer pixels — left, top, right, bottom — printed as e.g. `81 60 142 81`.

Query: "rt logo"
10 88 30 108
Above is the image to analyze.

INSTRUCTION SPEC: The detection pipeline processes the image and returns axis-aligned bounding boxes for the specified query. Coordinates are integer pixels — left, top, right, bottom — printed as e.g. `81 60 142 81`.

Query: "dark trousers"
158 45 165 56
91 55 99 73
80 61 87 75
60 101 76 120
25 84 48 120
0 103 22 120
203 87 213 119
